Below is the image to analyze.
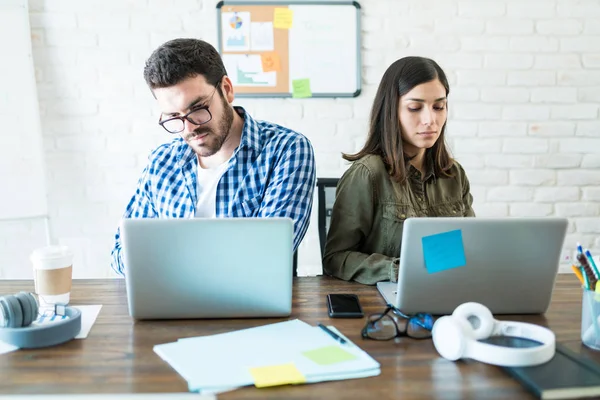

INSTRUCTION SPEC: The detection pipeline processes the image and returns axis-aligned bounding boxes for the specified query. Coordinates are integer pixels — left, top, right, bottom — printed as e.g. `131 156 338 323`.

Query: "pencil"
572 265 585 287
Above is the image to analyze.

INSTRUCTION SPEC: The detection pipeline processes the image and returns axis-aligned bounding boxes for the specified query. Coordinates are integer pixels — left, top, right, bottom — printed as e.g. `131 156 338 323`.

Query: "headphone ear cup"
15 292 37 327
1 295 23 328
26 293 39 324
452 302 495 340
432 315 474 361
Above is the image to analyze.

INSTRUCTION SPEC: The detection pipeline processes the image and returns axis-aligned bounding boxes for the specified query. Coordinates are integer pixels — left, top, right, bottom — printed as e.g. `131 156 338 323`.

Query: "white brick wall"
0 0 599 278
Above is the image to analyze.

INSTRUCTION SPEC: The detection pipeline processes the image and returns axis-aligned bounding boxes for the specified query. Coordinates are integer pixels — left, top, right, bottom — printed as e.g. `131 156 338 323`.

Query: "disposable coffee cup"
30 245 73 308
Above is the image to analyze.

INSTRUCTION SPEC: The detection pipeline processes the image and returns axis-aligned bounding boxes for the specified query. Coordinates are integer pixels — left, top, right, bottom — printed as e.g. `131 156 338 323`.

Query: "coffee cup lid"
30 245 73 260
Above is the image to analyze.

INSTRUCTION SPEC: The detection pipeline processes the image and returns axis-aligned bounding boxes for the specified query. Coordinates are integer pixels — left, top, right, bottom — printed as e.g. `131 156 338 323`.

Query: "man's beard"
189 95 234 157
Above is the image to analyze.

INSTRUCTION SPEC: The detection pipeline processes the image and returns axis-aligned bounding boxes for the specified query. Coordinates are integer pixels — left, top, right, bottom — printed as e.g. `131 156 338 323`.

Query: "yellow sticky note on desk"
292 78 312 98
249 363 306 388
273 8 293 29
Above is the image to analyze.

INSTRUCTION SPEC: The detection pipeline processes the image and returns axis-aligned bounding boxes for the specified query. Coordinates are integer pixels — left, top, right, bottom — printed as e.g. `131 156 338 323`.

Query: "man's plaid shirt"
111 107 316 275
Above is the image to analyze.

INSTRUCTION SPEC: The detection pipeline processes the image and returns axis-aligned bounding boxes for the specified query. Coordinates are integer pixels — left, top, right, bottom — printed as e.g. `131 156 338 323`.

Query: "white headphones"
432 302 555 367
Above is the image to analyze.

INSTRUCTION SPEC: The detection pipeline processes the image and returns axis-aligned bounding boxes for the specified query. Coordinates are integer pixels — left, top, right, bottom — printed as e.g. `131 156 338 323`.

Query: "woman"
323 56 475 285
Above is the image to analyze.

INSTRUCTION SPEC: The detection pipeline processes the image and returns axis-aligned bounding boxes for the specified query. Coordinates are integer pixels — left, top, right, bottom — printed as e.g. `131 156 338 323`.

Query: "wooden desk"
0 275 594 399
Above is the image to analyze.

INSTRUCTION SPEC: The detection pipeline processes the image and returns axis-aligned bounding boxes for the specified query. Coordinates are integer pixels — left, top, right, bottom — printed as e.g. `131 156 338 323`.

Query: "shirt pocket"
432 199 466 217
381 204 417 256
241 195 262 217
381 204 418 221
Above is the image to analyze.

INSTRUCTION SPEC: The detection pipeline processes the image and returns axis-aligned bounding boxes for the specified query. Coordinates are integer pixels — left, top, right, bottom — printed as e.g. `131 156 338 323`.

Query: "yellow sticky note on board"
292 78 312 98
249 363 306 388
273 8 293 29
261 52 281 72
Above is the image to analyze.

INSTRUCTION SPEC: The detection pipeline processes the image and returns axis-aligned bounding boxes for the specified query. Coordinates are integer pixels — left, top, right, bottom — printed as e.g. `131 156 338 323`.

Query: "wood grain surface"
0 275 593 399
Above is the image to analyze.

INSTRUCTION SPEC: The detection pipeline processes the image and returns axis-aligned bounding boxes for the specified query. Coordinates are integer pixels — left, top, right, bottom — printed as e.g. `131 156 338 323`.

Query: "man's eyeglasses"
362 305 434 340
158 85 219 134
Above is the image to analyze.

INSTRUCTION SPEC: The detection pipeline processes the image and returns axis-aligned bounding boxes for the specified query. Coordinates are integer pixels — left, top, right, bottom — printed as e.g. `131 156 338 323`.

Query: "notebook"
153 319 380 393
498 339 600 399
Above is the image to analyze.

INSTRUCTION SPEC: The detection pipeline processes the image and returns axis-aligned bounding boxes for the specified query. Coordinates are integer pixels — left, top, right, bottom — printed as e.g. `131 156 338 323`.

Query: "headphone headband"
0 292 81 349
432 302 555 367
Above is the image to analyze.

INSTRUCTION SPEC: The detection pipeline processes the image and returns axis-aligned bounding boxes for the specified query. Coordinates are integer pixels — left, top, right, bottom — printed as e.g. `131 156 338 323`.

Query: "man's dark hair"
143 38 227 89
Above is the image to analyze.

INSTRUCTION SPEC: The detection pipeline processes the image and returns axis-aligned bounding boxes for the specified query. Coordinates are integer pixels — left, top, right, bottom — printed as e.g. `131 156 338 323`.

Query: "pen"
585 249 600 279
583 264 591 290
578 252 597 291
318 323 347 344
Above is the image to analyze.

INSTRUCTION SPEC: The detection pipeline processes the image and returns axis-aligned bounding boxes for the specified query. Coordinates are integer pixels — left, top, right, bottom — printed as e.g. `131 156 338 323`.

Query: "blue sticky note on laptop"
421 229 466 274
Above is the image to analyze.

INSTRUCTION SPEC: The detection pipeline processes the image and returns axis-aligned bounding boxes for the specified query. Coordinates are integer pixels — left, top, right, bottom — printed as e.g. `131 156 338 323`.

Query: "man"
111 38 316 275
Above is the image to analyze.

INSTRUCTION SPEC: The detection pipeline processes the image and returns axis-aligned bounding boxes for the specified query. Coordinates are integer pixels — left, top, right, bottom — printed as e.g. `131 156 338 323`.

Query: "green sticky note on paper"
302 345 357 365
422 229 466 274
249 363 306 388
292 78 312 98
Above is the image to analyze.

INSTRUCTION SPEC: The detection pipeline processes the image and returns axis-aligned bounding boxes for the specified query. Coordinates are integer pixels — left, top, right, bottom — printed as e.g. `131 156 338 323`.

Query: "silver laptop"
120 218 294 319
377 217 568 315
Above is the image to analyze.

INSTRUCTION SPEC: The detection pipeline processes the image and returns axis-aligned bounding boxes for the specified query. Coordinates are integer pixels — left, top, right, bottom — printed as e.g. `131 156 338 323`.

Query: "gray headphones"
0 292 81 348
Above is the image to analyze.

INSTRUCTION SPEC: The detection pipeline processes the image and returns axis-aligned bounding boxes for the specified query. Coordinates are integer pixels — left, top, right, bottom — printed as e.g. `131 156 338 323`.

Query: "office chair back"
316 178 339 256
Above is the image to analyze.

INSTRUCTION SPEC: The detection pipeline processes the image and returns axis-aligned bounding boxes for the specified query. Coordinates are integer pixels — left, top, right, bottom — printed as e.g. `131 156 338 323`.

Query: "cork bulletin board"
216 1 361 98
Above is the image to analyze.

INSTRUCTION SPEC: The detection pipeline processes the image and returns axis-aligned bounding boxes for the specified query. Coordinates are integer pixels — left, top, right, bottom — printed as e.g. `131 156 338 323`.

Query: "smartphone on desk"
326 294 364 318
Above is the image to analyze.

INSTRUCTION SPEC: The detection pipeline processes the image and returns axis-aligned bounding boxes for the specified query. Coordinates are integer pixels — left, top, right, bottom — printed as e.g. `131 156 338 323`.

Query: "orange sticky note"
261 52 281 72
249 363 306 388
273 8 293 29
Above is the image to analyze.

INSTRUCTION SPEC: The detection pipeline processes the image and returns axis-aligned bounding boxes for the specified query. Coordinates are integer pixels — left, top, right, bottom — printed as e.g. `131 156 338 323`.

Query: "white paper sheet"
221 11 251 52
0 394 214 399
250 22 274 51
222 54 277 87
0 341 18 355
74 305 102 339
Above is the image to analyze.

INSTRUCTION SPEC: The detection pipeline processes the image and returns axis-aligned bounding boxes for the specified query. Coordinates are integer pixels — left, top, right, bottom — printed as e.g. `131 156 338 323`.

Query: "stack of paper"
153 319 380 393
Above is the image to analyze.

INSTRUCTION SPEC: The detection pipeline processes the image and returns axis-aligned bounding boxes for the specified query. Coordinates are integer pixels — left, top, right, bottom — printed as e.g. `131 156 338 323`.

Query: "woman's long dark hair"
344 56 454 183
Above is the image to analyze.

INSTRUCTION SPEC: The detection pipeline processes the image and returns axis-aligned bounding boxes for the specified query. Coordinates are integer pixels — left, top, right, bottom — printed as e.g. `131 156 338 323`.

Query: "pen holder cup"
581 289 600 350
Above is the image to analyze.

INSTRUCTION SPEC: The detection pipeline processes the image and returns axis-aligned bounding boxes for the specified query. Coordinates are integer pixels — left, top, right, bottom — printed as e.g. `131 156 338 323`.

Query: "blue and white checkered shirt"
111 107 316 275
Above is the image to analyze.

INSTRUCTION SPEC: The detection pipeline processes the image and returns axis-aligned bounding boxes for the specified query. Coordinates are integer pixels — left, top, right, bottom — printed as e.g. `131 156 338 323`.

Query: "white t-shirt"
194 159 230 218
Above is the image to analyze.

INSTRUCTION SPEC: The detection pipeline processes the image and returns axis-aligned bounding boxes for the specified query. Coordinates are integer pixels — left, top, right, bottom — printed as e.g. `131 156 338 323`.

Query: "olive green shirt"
323 154 475 285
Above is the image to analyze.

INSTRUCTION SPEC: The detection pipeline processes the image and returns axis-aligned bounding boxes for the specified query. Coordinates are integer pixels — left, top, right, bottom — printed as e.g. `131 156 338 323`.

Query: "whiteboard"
0 0 48 220
217 1 361 98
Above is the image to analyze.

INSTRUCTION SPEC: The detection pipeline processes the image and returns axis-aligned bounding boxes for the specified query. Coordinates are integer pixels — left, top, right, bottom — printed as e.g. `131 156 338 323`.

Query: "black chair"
293 251 298 277
316 178 340 257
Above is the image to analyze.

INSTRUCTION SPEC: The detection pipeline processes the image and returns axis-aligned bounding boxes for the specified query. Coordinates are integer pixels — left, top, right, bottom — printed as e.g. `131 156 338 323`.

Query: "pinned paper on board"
250 22 274 51
249 363 306 388
221 12 251 52
223 54 277 87
292 78 312 98
302 345 357 366
422 229 467 274
273 8 293 29
261 52 281 72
